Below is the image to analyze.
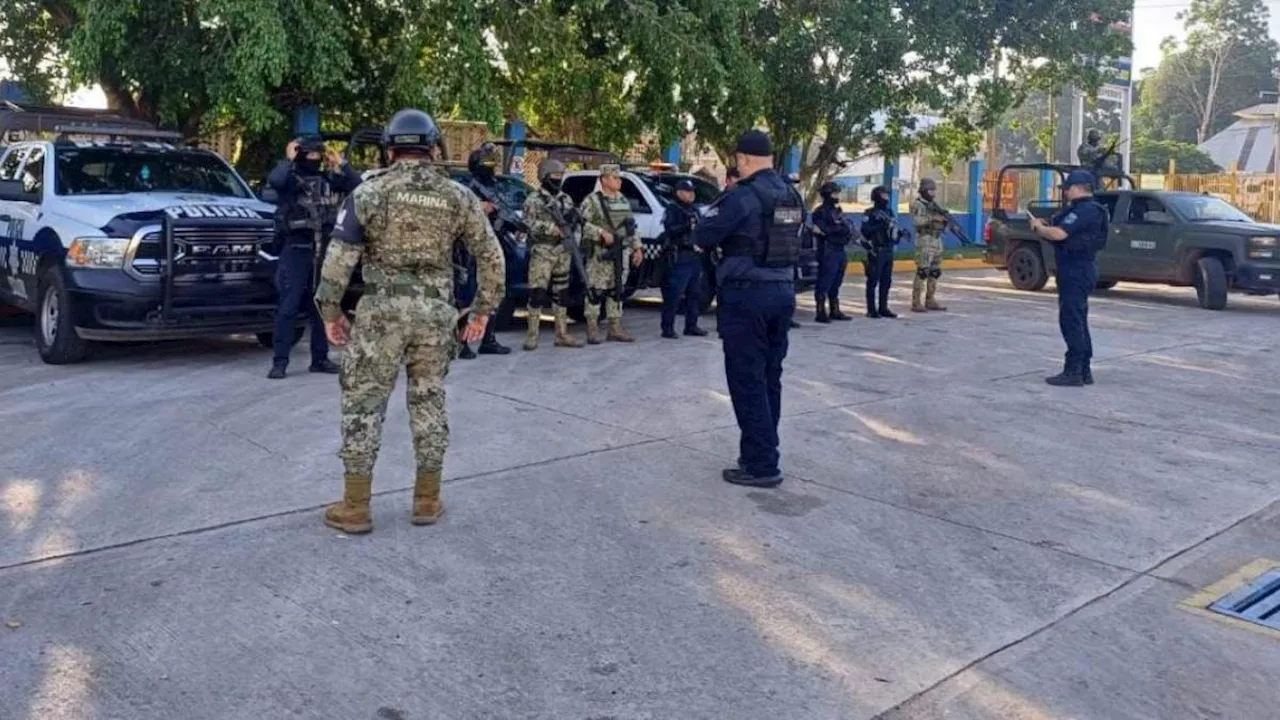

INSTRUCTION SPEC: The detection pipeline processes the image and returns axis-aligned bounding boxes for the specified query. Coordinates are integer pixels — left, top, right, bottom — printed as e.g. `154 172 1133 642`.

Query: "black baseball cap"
675 179 694 191
733 130 773 157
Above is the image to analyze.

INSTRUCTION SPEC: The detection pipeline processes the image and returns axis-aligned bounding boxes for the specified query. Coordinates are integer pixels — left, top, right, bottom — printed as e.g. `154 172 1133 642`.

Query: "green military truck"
985 163 1280 310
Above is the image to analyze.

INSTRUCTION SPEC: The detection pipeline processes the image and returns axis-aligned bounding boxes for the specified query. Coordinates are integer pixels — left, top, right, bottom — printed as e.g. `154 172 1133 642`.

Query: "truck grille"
130 225 274 281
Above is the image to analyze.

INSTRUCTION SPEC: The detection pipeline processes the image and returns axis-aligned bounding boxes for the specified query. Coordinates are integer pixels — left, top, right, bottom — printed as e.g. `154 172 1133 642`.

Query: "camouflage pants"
585 253 623 320
339 292 457 477
913 238 943 300
527 244 573 312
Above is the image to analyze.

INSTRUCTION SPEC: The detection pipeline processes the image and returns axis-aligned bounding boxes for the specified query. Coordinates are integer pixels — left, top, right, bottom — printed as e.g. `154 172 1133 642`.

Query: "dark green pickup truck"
986 180 1280 310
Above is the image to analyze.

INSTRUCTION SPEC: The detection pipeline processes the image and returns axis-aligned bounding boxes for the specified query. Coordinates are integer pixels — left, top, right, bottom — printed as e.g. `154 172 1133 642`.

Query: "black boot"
662 327 679 339
478 324 511 355
683 326 708 337
267 363 287 379
878 307 897 319
1082 365 1094 385
1045 364 1084 386
829 299 851 321
458 344 477 360
789 319 802 329
309 359 340 374
866 287 878 318
815 303 830 324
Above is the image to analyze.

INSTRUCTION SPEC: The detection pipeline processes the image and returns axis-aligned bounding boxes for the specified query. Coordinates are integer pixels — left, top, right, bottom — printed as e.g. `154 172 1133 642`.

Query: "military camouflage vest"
354 160 470 289
592 192 633 233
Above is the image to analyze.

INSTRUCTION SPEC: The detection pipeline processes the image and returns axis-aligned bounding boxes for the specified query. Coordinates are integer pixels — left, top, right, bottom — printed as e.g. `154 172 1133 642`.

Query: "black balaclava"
871 186 890 209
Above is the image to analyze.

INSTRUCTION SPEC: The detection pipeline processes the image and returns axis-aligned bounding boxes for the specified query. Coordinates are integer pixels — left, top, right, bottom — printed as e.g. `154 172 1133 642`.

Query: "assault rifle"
541 194 590 284
468 178 529 236
608 217 639 300
923 200 976 247
286 173 339 289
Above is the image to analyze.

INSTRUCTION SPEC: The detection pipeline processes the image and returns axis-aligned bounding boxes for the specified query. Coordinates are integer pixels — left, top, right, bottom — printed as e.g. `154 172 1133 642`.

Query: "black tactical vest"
738 182 802 268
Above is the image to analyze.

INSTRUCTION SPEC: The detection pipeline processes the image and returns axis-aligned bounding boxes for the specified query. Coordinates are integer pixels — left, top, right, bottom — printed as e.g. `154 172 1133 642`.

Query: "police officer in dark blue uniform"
265 135 362 379
694 130 802 488
659 179 707 338
455 142 512 359
811 181 854 323
859 185 899 318
1028 169 1108 386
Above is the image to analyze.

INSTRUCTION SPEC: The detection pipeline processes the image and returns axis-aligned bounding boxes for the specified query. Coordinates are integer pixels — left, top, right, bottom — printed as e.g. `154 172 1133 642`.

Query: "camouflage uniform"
910 194 947 311
315 157 504 530
522 188 603 349
578 168 641 343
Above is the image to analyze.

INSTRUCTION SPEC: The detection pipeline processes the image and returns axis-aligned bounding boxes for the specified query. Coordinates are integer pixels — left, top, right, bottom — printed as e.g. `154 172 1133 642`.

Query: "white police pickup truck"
0 126 279 363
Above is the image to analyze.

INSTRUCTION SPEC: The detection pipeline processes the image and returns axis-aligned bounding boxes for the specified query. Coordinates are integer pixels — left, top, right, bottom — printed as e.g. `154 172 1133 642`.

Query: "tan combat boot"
607 319 634 342
584 316 602 345
323 473 373 534
411 470 445 525
911 279 927 312
523 312 540 351
925 279 946 311
555 316 585 348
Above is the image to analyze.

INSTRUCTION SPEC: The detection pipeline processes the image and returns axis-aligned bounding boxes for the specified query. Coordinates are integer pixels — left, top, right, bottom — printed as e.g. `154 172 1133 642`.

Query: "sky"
1132 0 1280 71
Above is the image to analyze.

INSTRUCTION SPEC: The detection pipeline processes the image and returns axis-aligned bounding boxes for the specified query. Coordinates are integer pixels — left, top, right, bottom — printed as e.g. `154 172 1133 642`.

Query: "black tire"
1007 244 1048 291
1094 280 1118 291
1193 255 1228 310
35 267 90 364
256 327 305 349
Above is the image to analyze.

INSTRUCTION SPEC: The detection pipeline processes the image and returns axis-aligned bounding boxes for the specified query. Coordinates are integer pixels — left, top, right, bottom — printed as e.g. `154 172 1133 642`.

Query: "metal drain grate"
1208 568 1280 631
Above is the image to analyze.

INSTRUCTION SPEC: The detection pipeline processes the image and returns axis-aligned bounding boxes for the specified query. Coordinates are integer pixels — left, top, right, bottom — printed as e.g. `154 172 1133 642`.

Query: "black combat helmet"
468 142 498 182
384 108 442 153
871 185 890 207
819 181 840 200
1086 128 1102 145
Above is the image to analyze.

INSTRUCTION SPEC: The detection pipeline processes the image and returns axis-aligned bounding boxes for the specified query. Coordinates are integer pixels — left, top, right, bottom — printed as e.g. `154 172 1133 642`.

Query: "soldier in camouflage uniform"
910 178 948 312
521 159 605 349
313 108 505 534
578 164 644 343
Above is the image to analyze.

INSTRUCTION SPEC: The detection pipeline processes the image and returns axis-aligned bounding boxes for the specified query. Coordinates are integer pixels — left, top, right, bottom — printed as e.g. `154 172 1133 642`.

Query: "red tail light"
983 223 993 243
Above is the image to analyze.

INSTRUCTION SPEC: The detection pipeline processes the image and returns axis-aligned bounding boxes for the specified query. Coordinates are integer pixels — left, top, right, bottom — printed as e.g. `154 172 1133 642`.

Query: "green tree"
1130 136 1221 173
1137 0 1279 144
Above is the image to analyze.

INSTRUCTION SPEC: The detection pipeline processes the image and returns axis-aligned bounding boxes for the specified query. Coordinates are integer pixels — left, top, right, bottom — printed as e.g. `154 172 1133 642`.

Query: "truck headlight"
1250 236 1277 247
68 237 130 268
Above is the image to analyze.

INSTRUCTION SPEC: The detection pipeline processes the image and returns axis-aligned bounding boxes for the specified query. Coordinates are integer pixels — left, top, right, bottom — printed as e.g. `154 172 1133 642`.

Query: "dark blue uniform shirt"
811 203 853 245
1050 197 1108 268
694 168 794 283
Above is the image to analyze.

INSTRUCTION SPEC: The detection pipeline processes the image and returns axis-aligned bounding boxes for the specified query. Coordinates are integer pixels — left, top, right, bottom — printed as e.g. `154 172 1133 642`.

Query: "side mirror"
0 179 39 203
258 185 279 204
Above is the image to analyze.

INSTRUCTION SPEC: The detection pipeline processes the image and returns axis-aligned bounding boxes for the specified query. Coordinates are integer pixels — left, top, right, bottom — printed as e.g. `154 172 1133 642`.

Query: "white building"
1199 104 1277 173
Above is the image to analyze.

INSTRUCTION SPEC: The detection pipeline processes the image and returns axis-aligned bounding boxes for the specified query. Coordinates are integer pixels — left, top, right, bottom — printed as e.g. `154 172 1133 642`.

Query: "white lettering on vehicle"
1129 240 1156 250
163 205 260 220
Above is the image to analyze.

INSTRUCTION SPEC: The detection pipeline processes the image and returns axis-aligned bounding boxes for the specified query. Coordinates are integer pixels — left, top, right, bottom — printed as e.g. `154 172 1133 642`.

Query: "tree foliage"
1137 0 1279 144
1131 136 1221 173
2 0 1131 190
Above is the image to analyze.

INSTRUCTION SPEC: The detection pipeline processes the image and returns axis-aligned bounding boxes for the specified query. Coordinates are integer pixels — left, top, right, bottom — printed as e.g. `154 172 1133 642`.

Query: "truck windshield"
55 146 252 198
643 173 721 206
1167 195 1253 223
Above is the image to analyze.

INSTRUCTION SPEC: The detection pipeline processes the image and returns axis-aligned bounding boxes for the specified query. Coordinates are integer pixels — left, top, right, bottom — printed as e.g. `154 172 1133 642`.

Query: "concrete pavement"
2 272 1278 719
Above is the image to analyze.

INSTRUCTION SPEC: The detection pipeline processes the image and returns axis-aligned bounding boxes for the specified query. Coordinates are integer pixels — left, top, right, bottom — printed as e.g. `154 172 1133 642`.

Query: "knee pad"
587 288 604 305
555 287 577 307
916 267 929 279
929 268 942 279
528 288 551 309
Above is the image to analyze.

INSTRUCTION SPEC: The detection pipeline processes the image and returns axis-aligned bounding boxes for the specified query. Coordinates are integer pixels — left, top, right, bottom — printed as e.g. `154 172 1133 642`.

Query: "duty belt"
362 268 443 299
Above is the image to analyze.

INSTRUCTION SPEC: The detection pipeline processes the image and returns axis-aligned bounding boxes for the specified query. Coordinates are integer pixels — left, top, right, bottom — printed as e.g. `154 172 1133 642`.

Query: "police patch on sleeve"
330 195 364 245
1063 212 1078 226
